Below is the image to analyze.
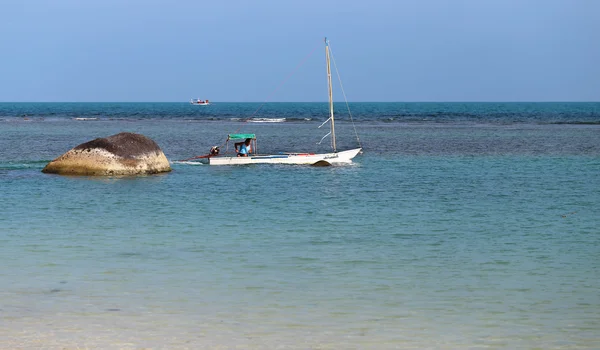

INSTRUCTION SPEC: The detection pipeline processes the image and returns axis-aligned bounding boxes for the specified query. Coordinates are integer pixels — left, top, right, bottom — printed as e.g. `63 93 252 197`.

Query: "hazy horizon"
1 101 599 104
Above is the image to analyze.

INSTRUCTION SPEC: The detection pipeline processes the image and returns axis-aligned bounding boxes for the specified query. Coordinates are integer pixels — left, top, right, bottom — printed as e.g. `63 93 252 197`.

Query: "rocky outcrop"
42 132 171 175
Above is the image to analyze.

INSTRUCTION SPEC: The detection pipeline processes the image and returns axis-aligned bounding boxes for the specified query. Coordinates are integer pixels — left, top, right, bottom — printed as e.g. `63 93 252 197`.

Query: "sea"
1 102 599 349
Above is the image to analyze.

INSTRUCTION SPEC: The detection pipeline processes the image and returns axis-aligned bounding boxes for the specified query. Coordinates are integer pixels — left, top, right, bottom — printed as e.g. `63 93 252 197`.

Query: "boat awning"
228 133 256 140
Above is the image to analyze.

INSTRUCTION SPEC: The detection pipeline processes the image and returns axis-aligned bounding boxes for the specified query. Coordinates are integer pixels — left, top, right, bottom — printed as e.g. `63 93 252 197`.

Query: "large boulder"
42 132 171 176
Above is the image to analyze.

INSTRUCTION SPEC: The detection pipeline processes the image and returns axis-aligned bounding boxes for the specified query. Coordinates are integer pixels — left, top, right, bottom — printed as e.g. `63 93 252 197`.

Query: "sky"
0 0 598 102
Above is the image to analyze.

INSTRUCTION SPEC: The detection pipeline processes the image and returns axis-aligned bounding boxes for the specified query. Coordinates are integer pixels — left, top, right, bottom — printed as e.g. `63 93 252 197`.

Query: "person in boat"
235 138 252 157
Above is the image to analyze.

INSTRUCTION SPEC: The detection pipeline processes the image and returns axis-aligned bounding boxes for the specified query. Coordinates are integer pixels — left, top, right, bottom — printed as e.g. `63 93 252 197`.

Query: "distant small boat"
190 99 210 105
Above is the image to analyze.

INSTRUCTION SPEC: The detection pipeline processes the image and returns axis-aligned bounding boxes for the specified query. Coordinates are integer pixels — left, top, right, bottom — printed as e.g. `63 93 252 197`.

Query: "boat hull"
204 148 361 166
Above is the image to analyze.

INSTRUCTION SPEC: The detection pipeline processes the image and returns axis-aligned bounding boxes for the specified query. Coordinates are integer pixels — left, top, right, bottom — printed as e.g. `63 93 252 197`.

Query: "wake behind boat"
182 38 362 166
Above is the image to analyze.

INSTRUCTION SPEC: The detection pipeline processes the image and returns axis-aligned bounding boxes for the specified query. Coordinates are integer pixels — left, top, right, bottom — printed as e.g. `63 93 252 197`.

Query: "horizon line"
1 101 599 104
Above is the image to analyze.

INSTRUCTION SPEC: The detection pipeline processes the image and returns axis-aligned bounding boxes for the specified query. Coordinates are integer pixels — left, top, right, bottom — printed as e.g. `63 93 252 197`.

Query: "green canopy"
228 134 256 140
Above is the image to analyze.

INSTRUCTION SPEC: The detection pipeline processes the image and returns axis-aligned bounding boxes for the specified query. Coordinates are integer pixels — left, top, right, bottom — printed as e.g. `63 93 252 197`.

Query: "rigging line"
317 131 331 145
318 117 331 129
328 42 363 149
230 42 322 135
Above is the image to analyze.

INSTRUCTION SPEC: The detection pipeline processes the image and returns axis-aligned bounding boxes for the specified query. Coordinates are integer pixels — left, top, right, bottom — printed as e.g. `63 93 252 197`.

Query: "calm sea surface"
1 102 599 349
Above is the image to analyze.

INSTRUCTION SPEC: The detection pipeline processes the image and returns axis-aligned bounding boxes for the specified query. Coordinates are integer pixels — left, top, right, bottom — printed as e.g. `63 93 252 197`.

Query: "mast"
325 37 336 153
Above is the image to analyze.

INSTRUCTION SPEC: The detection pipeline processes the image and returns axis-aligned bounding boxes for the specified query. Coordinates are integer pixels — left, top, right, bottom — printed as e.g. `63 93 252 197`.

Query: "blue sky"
1 0 598 102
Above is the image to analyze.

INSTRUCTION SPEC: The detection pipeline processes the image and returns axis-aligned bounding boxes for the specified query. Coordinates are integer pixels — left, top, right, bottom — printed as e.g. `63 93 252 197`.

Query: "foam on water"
247 118 287 123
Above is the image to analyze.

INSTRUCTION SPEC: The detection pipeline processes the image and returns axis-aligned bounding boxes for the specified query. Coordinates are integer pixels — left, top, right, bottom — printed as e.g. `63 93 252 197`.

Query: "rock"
42 132 171 175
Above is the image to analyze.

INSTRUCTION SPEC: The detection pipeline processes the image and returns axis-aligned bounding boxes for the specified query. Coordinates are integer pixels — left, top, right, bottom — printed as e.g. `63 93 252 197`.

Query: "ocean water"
1 102 599 349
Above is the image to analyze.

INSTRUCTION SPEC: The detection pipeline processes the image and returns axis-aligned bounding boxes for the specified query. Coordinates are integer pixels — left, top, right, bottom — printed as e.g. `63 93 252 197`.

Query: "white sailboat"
190 38 361 166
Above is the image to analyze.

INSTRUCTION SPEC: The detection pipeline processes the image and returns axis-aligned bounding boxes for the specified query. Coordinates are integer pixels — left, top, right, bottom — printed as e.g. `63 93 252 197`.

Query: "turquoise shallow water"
1 103 600 348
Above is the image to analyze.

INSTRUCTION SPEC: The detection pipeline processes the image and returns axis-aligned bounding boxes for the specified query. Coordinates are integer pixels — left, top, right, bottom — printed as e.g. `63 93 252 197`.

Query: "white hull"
204 148 361 166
